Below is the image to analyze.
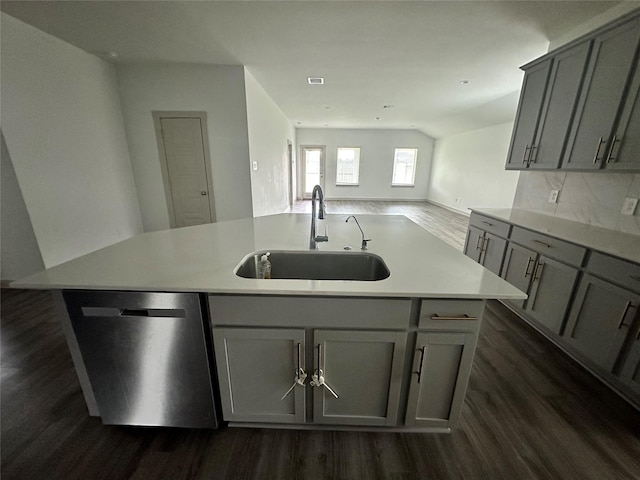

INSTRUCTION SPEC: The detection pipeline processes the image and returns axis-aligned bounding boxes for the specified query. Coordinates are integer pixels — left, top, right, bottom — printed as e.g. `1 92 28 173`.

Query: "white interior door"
301 146 325 198
159 117 213 227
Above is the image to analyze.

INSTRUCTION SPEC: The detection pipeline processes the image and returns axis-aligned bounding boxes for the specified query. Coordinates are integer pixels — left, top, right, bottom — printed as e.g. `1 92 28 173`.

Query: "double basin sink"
235 250 390 281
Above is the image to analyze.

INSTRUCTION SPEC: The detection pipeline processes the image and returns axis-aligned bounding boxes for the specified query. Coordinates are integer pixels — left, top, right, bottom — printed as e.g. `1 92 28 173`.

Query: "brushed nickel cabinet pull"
481 237 489 253
533 261 544 281
532 239 551 248
476 235 483 251
593 137 606 164
606 136 620 163
430 314 478 321
529 144 537 164
482 221 493 226
617 301 634 329
522 145 531 165
524 257 535 278
415 346 426 383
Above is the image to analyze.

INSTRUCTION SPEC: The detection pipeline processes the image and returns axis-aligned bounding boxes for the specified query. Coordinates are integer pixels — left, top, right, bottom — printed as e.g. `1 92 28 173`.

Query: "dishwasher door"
63 290 218 428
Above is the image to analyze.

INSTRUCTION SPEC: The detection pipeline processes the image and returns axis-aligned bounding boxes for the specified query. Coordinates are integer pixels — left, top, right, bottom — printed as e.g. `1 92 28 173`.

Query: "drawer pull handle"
593 137 606 164
617 302 634 329
415 346 426 383
482 221 493 226
430 314 478 321
532 240 551 248
525 257 535 278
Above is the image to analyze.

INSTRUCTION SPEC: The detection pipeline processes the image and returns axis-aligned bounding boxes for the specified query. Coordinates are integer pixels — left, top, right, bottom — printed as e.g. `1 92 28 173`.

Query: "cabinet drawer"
510 226 586 266
209 295 412 329
469 213 511 238
419 300 484 331
587 252 640 293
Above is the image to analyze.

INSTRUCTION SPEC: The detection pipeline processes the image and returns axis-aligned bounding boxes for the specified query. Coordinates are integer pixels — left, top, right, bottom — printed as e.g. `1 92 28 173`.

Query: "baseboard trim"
424 199 471 216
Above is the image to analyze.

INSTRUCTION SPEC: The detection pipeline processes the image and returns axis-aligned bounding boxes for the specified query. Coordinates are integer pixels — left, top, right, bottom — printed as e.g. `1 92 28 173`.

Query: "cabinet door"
501 243 536 309
607 56 640 170
405 332 478 429
480 232 507 276
213 328 306 423
525 256 579 334
620 332 640 397
464 225 483 263
563 275 640 372
562 19 640 170
312 330 406 426
529 42 591 169
506 60 552 169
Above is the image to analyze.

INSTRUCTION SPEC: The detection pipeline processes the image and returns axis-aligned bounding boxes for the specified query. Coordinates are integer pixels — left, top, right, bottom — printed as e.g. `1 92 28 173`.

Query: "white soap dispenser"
258 252 271 279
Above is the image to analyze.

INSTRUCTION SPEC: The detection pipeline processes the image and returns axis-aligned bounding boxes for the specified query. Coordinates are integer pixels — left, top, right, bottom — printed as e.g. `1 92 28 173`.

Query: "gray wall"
296 129 434 200
116 64 254 231
1 13 143 268
0 133 44 281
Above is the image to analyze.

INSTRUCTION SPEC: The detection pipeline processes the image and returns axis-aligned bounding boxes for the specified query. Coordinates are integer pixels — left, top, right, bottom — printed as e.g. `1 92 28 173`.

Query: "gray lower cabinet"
213 326 407 427
405 331 477 429
463 215 509 276
501 243 579 334
620 337 640 397
464 226 484 263
562 275 640 372
312 330 406 426
213 327 306 423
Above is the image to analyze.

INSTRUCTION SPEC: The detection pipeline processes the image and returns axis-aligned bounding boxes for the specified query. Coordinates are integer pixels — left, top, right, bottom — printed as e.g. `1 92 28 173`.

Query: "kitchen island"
13 214 526 432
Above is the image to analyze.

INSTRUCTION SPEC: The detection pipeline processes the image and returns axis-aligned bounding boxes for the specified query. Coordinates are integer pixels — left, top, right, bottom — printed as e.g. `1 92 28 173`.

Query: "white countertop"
12 214 526 299
471 209 640 265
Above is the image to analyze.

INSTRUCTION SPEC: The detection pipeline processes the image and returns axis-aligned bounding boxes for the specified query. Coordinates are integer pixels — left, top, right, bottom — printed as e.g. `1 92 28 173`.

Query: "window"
391 148 418 186
336 147 360 185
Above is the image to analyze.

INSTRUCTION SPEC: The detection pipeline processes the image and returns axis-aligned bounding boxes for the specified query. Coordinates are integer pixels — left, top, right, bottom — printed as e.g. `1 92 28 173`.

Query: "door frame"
300 145 326 199
287 140 294 207
152 111 216 228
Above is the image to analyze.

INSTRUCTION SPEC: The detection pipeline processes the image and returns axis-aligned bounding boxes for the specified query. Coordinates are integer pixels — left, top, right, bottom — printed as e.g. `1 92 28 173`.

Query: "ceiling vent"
308 77 324 85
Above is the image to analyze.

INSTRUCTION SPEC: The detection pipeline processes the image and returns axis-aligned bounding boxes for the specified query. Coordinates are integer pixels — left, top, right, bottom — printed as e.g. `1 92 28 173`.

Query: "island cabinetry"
500 227 585 334
464 213 510 276
562 18 640 170
563 253 640 376
506 42 591 170
405 300 482 429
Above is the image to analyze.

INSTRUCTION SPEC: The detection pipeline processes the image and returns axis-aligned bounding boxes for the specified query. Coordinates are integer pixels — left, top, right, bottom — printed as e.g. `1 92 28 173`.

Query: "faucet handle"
361 238 371 250
315 224 329 243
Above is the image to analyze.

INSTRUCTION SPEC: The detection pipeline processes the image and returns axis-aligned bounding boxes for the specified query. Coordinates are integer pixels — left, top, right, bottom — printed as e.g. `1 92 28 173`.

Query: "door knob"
201 191 207 195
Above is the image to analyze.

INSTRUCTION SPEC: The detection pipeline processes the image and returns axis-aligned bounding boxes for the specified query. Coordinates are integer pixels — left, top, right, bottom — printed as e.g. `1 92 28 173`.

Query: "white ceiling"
0 1 626 138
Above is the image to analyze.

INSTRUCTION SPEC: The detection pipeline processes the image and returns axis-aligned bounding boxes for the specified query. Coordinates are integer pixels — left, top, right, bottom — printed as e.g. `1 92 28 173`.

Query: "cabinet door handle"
617 302 635 329
532 239 551 248
529 144 537 165
481 237 489 253
522 145 531 165
593 137 606 164
524 257 535 278
533 261 544 281
605 136 620 164
430 314 478 321
414 346 426 383
476 235 483 251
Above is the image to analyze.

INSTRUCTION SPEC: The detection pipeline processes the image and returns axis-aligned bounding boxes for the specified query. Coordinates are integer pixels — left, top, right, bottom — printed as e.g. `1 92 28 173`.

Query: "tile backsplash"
513 172 640 236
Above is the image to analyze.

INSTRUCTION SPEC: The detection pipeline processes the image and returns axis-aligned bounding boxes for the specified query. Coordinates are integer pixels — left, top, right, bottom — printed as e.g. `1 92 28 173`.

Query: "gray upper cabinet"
528 42 592 169
405 331 477 429
213 327 306 424
506 60 551 169
562 18 640 170
563 275 640 372
312 330 406 427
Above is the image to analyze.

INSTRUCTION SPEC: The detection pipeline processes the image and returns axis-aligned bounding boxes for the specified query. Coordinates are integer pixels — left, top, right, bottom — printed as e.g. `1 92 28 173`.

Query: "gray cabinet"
620 335 640 397
563 275 640 372
506 60 551 169
312 330 406 426
463 213 510 276
405 331 477 429
607 56 640 170
562 18 640 170
213 327 306 423
464 225 484 263
501 242 536 310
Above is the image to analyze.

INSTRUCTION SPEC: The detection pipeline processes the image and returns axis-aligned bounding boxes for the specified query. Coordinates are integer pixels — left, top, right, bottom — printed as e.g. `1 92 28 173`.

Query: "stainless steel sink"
235 250 390 281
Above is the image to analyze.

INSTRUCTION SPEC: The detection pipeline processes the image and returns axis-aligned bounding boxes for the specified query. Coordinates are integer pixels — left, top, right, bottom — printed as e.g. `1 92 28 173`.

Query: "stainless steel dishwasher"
63 290 218 428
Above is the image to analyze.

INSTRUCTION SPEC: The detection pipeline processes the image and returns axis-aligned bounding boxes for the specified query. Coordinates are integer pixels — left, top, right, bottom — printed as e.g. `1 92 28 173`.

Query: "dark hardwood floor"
2 287 639 480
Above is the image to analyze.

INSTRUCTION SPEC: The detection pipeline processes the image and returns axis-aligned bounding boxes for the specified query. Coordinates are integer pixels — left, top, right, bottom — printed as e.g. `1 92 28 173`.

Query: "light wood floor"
1 289 639 479
289 200 470 251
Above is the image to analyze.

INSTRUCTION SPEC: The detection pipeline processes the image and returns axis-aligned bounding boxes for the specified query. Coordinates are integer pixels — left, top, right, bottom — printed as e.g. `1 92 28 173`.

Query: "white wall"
296 129 434 200
428 122 520 213
116 64 253 231
244 68 296 217
0 133 45 281
1 14 143 268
